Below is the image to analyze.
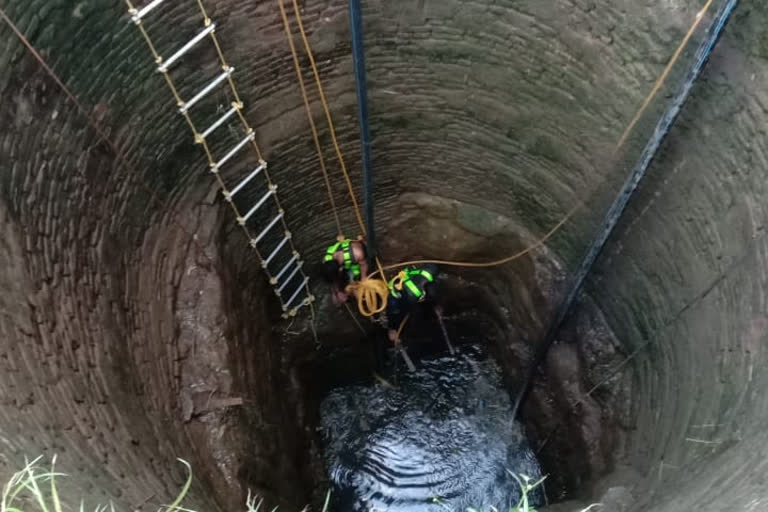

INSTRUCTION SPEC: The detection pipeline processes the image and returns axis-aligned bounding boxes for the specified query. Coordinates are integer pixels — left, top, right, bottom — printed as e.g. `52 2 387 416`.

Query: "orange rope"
278 0 388 288
277 0 343 238
613 0 714 155
369 0 714 277
276 0 713 312
289 0 366 237
368 204 578 279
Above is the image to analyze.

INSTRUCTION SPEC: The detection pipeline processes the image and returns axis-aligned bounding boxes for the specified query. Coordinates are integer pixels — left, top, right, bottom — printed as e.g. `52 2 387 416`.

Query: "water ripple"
320 345 543 512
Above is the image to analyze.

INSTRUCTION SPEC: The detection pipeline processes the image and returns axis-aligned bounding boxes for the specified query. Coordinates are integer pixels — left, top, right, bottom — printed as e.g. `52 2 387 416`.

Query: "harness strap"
388 268 434 301
324 240 361 279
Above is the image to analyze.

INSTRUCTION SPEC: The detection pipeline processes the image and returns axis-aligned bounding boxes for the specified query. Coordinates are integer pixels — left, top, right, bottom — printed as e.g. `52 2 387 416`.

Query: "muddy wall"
1 0 766 511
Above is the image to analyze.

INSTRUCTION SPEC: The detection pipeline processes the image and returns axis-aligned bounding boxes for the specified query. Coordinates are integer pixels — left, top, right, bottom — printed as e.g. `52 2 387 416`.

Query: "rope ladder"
124 0 315 318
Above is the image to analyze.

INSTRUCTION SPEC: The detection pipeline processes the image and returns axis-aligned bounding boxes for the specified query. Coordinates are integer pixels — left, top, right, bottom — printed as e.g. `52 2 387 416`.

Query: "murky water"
320 344 543 512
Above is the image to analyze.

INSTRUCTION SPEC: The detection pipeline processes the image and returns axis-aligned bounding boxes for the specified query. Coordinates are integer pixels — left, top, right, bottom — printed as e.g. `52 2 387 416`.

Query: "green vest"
388 267 434 301
324 240 362 280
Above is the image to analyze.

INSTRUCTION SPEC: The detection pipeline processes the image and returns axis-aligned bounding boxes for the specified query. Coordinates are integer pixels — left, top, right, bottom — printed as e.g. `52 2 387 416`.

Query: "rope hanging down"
2 0 717 324
278 0 389 317
279 0 714 317
285 0 367 237
276 0 343 238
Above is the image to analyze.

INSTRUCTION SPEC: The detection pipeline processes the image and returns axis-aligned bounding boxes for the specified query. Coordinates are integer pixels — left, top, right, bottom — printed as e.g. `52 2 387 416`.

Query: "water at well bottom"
320 344 543 511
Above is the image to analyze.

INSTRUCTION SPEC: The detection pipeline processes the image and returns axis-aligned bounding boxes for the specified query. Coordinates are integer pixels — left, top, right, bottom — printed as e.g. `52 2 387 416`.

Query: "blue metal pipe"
349 0 376 256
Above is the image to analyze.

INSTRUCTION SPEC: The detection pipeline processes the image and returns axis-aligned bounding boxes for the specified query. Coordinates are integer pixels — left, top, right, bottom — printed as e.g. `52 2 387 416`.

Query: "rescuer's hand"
331 288 348 306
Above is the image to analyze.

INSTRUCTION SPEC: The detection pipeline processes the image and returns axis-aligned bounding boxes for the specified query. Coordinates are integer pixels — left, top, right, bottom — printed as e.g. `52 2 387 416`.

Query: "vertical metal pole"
349 0 376 257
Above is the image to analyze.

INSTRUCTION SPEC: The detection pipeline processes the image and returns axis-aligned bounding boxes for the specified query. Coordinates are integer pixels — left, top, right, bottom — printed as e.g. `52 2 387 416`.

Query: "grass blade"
321 490 331 512
25 466 50 512
51 455 63 512
165 459 193 512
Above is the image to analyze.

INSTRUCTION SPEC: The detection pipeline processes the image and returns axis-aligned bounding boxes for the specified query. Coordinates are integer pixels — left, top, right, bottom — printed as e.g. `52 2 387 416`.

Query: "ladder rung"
212 131 254 173
252 212 283 245
283 278 309 310
278 264 302 293
265 235 290 266
180 67 234 114
282 295 312 318
202 106 238 139
238 187 276 225
130 0 166 22
158 23 216 73
225 162 265 200
296 295 312 310
275 254 298 283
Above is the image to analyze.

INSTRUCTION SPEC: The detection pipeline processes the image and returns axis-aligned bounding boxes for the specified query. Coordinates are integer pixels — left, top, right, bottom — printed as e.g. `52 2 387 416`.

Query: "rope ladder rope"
123 0 317 321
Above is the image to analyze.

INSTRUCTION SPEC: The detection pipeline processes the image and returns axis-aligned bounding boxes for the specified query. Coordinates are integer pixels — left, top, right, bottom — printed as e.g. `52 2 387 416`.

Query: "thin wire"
0 4 219 271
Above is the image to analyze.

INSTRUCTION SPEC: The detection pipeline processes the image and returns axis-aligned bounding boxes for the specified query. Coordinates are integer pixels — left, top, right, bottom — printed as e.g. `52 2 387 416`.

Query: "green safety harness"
388 267 434 302
324 239 362 280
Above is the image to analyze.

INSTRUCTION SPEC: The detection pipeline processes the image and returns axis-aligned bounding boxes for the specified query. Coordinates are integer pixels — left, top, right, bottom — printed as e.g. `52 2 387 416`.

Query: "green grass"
1 456 195 512
0 457 329 512
2 456 68 512
431 472 546 512
2 457 598 512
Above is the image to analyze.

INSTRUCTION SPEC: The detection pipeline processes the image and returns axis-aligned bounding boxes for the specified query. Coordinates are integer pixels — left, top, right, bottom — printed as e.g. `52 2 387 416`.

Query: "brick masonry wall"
2 0 753 510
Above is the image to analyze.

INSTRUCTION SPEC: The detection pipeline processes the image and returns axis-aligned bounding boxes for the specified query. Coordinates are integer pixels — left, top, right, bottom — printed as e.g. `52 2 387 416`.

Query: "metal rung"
158 24 216 73
251 212 284 245
225 162 265 200
212 131 254 173
278 264 302 293
283 278 309 310
130 0 166 22
265 235 291 266
202 106 238 139
238 187 276 225
180 67 234 113
274 254 298 283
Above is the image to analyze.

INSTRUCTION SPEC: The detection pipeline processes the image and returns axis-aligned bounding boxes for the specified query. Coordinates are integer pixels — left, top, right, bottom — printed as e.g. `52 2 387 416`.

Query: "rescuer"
386 264 454 354
322 237 369 305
